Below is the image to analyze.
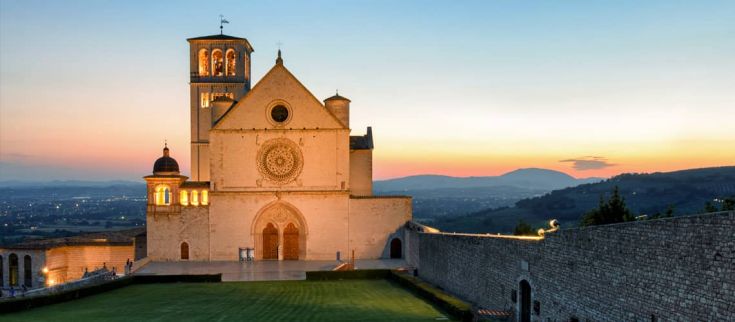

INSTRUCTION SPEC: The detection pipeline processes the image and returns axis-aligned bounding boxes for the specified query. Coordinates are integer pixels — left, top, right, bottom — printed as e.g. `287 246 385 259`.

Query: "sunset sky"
1 0 734 181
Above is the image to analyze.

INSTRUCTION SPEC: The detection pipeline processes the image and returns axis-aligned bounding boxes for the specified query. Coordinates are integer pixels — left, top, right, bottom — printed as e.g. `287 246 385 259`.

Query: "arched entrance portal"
390 238 402 259
262 223 279 260
519 280 531 322
9 253 19 287
252 202 308 261
283 223 299 260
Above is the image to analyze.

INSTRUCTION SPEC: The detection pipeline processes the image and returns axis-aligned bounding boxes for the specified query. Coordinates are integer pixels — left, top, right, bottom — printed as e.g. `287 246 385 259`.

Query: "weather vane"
219 15 229 35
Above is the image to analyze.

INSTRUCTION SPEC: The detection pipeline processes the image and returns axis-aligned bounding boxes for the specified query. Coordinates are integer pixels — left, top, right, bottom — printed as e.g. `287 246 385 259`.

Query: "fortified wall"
408 211 734 321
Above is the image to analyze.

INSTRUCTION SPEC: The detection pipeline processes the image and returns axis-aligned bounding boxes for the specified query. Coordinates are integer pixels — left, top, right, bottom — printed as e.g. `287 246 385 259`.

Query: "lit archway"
198 49 210 76
9 253 19 286
225 49 236 76
212 49 224 76
155 185 172 205
252 201 308 260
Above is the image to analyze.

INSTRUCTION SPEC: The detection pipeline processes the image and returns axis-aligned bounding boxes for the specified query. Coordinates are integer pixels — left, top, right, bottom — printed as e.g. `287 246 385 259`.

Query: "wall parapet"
415 211 735 321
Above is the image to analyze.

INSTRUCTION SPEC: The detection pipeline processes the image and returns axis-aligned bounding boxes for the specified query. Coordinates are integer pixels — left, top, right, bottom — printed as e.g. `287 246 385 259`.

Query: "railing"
0 271 121 301
190 72 245 83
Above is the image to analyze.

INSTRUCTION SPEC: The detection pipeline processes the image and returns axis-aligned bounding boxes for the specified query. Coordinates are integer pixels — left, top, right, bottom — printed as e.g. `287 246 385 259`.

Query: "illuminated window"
212 49 224 76
226 49 236 76
191 190 199 206
198 49 210 76
9 253 18 286
180 190 189 206
200 92 210 108
201 190 209 205
155 185 172 206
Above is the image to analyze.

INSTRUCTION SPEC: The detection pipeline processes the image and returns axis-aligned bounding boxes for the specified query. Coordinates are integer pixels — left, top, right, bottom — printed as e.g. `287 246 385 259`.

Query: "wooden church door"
283 223 299 260
262 223 279 260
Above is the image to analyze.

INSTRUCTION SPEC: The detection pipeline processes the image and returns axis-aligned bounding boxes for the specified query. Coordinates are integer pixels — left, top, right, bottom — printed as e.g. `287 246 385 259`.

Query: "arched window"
390 238 402 259
212 49 224 76
24 255 32 287
226 49 236 76
9 253 19 286
0 255 4 287
181 242 189 260
200 92 210 108
155 185 171 206
201 190 209 205
198 49 210 76
191 190 199 206
180 190 189 206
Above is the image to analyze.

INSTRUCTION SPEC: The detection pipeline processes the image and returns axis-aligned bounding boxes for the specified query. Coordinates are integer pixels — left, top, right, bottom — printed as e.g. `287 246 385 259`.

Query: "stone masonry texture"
415 211 735 321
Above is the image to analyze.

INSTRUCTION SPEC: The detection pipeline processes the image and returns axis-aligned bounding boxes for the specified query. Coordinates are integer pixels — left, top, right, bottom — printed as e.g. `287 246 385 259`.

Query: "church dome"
153 145 180 175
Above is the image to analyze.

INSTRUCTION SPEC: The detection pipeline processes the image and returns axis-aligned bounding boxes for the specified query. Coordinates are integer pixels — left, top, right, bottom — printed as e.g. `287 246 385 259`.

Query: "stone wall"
416 211 734 321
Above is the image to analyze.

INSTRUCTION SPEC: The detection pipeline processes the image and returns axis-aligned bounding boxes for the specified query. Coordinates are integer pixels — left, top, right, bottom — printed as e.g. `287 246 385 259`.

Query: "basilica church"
143 32 412 261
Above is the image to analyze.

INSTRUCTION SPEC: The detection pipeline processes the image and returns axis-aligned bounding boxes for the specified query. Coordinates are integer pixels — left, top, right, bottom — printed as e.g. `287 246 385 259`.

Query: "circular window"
271 105 289 123
257 138 303 184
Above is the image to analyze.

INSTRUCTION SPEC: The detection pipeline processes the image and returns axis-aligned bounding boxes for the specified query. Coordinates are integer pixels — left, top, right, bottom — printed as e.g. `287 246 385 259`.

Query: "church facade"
143 33 412 261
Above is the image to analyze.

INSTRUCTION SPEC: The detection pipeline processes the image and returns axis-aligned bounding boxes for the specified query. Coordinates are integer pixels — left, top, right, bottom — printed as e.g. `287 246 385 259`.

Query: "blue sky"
1 0 734 181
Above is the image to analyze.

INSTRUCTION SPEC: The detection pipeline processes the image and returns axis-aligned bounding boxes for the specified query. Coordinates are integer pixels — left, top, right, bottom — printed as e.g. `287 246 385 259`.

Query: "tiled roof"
181 181 210 189
2 228 144 250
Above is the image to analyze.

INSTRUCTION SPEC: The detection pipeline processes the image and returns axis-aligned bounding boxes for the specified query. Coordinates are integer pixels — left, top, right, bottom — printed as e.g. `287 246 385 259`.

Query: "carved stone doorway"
283 223 299 260
262 223 279 260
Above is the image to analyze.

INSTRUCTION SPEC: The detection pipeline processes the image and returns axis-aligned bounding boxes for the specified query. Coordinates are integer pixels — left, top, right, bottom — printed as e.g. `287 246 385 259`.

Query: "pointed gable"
213 63 346 130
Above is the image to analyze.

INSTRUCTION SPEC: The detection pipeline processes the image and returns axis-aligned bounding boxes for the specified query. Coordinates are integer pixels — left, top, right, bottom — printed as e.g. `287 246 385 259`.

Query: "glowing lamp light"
42 267 49 274
48 279 56 286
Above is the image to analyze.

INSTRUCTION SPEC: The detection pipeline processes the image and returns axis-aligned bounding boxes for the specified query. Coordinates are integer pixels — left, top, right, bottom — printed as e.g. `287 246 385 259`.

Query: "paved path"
136 259 408 282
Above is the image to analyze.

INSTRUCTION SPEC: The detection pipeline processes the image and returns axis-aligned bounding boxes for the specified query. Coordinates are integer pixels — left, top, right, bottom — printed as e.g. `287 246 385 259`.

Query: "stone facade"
144 33 412 262
413 212 735 321
0 228 141 289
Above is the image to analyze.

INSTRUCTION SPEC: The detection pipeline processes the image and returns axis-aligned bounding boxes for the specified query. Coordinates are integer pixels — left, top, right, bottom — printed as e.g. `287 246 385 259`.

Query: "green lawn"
2 280 456 321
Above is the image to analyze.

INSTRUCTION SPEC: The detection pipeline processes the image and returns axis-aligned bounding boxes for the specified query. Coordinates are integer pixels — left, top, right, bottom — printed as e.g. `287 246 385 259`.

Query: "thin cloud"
560 156 616 171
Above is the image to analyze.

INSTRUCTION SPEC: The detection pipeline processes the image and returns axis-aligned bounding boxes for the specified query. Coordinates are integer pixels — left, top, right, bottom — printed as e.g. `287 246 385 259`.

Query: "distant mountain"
0 180 142 188
374 168 601 220
375 168 601 192
432 166 735 234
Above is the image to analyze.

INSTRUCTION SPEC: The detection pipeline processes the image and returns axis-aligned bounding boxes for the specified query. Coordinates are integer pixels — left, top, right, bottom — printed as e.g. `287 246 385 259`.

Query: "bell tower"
186 33 254 181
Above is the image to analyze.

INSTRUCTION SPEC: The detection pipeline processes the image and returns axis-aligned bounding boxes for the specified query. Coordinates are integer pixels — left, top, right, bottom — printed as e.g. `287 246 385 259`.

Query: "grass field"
1 280 456 321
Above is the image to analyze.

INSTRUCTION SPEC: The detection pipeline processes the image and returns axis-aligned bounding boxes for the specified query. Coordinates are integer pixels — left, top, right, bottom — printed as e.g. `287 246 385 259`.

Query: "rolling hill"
374 168 601 219
432 166 735 234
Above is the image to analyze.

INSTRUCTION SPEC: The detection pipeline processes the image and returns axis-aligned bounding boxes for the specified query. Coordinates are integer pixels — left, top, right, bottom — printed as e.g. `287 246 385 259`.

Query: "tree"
704 201 719 213
722 197 735 211
513 219 535 236
664 205 675 218
580 186 634 226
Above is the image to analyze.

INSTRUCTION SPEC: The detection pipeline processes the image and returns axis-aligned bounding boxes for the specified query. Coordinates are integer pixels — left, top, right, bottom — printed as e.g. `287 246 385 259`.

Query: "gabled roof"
213 60 346 130
350 127 374 150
